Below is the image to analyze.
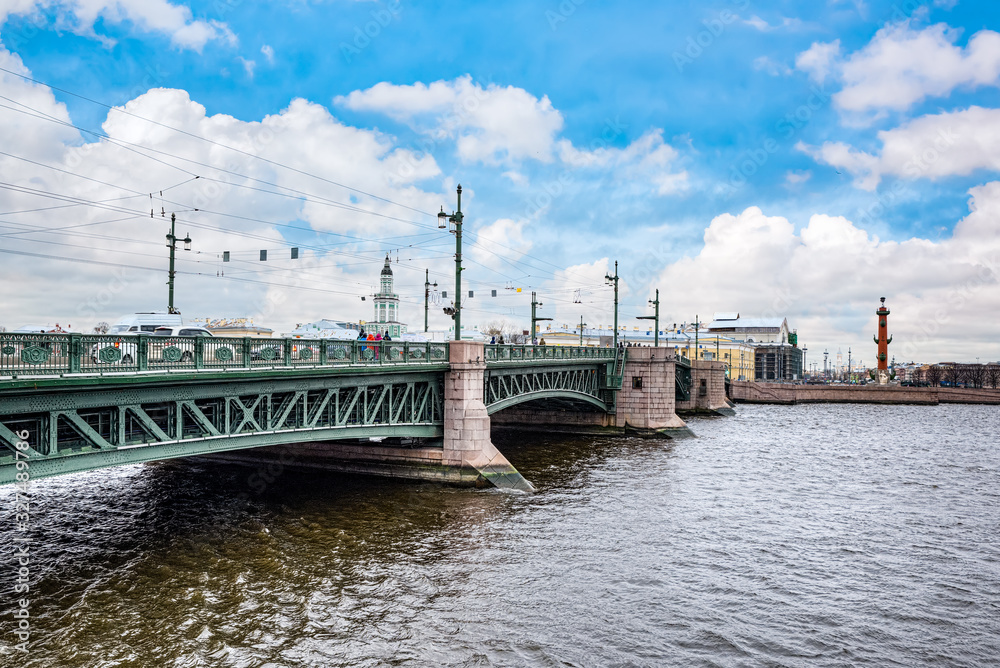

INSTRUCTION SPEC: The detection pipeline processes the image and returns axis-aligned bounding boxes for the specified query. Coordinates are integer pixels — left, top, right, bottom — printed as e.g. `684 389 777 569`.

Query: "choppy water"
2 403 999 667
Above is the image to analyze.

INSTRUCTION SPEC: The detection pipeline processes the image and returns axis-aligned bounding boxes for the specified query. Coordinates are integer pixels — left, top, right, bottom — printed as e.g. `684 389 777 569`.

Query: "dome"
381 255 393 277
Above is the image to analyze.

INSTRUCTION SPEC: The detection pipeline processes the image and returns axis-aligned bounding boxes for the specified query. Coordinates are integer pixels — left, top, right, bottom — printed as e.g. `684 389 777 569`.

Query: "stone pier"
205 341 534 491
491 347 692 438
442 341 534 491
676 360 734 416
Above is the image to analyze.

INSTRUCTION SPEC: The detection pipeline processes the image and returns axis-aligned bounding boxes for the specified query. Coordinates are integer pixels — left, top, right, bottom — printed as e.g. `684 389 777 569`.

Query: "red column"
875 299 891 371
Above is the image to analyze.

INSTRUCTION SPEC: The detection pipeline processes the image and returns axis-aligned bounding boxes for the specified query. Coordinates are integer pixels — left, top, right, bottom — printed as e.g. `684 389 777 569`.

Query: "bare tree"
965 364 986 389
92 322 110 334
942 364 962 387
481 319 528 344
986 365 1000 390
926 365 942 386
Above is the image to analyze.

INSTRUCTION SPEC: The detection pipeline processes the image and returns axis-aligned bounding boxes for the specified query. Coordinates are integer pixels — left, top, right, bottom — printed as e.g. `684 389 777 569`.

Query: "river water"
2 403 999 667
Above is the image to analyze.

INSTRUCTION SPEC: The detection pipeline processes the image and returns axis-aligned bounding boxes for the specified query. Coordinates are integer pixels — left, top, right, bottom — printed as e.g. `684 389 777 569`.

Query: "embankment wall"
730 381 1000 405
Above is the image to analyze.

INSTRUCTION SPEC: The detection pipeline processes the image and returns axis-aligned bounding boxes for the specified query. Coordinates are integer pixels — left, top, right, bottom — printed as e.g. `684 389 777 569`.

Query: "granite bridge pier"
0 333 729 490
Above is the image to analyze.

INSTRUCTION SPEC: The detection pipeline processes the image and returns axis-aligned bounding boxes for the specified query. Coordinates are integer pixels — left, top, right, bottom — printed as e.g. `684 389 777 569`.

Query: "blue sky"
2 0 1000 361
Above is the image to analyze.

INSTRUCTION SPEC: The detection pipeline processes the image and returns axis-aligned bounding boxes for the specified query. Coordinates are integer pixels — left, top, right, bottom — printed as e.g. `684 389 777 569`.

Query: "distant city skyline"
1 0 999 362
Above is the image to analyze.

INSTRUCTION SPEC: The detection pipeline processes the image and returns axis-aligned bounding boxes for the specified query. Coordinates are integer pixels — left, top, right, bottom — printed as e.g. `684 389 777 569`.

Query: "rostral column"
874 297 892 375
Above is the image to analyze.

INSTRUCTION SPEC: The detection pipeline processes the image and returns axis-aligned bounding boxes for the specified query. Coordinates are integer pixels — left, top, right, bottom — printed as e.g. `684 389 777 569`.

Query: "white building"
372 255 407 339
704 313 790 344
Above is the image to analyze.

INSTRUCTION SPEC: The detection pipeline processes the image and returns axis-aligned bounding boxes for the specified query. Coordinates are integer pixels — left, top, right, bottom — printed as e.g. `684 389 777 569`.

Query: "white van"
107 312 183 335
92 313 185 364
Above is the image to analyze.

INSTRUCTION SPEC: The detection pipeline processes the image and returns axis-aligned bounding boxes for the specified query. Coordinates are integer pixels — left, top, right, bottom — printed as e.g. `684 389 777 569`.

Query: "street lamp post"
637 289 660 347
437 185 464 341
530 291 553 344
423 269 437 333
165 212 191 315
604 261 619 348
578 315 587 347
694 315 699 359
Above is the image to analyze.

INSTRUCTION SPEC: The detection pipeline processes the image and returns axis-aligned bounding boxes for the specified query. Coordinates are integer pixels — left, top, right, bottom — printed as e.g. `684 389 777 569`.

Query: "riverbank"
730 381 1000 405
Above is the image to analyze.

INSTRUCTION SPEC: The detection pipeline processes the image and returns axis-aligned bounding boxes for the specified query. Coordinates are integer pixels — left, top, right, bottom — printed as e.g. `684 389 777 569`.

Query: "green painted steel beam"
486 390 609 415
0 424 443 485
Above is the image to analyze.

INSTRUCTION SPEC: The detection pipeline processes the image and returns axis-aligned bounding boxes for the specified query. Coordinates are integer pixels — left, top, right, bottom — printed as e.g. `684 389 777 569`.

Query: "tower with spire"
373 255 406 338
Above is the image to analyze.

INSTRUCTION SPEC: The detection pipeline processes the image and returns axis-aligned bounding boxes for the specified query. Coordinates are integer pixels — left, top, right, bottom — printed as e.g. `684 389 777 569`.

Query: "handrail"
483 344 617 364
0 335 622 379
0 332 450 379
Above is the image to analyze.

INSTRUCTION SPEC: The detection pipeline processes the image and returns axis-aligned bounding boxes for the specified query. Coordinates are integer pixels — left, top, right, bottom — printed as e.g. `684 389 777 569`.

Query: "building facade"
705 313 791 344
372 255 407 339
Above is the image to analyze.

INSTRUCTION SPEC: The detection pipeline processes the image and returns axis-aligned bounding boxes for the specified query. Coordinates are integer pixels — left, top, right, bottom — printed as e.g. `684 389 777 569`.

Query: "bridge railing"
0 332 449 378
484 344 616 363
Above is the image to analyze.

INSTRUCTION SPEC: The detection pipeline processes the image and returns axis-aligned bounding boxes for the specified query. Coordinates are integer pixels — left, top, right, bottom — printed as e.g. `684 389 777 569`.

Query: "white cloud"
260 44 274 64
785 169 812 185
237 56 255 78
743 15 803 31
753 55 792 76
468 218 533 272
502 170 528 186
335 76 565 165
557 129 689 195
796 24 1000 115
795 39 841 83
0 50 460 335
338 77 687 196
798 106 1000 189
652 196 1000 362
0 0 236 51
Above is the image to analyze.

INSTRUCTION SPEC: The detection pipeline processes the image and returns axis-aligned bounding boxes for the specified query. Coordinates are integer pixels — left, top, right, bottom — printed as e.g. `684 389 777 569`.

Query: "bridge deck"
0 336 621 484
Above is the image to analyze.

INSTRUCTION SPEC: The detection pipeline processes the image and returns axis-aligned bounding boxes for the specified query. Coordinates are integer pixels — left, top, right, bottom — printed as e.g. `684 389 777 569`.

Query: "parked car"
91 313 184 365
150 326 216 363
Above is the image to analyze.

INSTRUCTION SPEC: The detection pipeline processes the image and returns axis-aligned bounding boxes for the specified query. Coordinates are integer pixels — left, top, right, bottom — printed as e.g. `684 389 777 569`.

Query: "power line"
0 65 434 219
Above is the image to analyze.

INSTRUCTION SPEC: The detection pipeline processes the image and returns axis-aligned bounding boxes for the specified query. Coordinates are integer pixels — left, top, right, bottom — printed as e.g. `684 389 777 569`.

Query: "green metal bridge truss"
484 365 610 414
675 356 693 401
0 367 446 484
483 344 619 414
0 337 624 485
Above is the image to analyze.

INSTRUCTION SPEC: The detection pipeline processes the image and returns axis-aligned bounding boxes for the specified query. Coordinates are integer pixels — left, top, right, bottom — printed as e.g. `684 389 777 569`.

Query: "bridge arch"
486 389 609 415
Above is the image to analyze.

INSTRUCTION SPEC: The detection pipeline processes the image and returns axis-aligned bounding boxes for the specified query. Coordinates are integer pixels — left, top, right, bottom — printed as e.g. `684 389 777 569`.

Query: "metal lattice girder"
676 358 692 401
484 363 610 414
0 368 444 485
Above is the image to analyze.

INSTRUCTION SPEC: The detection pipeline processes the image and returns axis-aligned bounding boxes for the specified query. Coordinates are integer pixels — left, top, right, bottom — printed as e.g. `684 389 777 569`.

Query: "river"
2 403 998 667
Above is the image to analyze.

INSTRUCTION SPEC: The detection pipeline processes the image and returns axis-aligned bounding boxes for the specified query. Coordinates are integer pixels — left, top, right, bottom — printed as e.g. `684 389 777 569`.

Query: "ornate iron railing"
0 333 450 378
484 344 616 364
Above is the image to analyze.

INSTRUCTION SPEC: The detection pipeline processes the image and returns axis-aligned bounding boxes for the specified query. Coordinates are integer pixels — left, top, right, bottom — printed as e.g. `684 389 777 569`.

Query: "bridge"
0 332 725 489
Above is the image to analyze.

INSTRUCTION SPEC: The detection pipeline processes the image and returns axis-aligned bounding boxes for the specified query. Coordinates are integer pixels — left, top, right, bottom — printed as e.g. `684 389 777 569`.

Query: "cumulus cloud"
784 169 812 185
0 50 459 335
796 24 1000 115
795 39 841 84
338 77 688 197
557 129 689 195
798 106 999 189
335 75 565 165
651 198 1000 362
1 0 237 51
743 15 803 32
468 218 533 272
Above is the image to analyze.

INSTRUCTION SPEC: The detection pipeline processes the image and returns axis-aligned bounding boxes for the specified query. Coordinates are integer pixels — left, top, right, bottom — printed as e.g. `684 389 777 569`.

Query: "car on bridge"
89 313 184 365
149 326 217 364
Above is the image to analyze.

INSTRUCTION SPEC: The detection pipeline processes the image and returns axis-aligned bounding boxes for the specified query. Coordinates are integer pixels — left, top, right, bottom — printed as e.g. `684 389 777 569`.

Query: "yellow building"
676 333 756 381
